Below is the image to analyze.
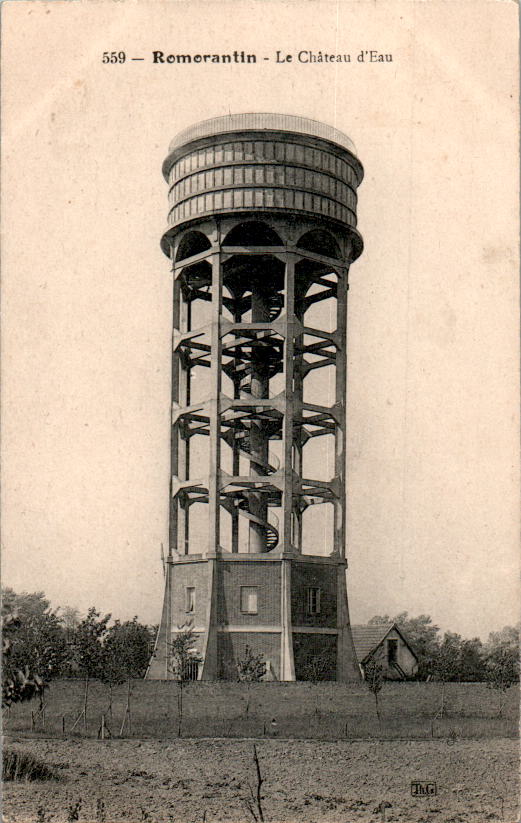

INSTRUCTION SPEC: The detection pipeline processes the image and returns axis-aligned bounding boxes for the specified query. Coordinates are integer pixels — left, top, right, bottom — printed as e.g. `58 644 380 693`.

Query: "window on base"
240 586 258 614
186 587 195 613
306 586 321 615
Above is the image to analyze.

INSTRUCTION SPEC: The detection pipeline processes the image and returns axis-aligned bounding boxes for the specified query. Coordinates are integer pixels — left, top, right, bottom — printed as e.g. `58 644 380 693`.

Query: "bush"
237 646 266 682
2 748 57 782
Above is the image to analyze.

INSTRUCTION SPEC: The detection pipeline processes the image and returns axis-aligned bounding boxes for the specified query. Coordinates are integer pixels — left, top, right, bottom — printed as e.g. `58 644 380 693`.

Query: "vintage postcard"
1 1 519 822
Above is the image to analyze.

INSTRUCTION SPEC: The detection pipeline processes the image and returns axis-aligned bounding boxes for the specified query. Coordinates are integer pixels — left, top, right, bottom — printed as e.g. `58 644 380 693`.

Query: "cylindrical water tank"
161 113 363 257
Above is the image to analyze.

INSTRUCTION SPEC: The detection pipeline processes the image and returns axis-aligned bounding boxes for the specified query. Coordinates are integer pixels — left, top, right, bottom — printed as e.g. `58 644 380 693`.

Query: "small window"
306 587 321 615
240 586 258 614
186 587 195 613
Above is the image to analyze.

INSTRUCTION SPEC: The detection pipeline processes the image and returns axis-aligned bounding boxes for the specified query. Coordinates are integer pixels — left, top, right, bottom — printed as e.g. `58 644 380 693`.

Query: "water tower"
147 114 363 681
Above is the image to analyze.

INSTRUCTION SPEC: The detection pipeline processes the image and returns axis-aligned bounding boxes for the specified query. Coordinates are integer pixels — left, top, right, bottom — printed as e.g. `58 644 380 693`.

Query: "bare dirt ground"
3 737 519 823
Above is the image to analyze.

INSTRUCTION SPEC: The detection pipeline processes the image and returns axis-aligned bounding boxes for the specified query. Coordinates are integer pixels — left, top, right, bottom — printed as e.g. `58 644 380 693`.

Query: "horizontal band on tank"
168 178 357 214
167 145 361 189
168 167 358 212
167 187 357 229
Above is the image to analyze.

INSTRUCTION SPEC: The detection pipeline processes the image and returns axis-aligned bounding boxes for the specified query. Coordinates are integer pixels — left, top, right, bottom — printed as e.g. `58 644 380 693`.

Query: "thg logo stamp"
411 782 438 797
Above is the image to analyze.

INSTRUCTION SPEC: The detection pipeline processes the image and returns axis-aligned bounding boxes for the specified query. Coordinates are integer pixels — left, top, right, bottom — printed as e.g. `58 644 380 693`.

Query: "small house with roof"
351 623 418 680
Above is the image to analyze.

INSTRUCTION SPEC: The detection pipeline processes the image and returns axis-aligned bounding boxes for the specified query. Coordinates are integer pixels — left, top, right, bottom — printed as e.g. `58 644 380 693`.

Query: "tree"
102 617 151 734
2 611 46 707
2 588 51 620
430 631 465 719
484 625 519 716
1 588 69 712
99 642 125 723
147 624 159 653
432 632 487 684
58 605 81 643
6 610 68 687
485 646 519 717
237 646 266 682
237 646 266 718
70 607 110 730
169 625 201 682
457 637 485 682
169 625 202 737
243 744 265 823
364 650 385 728
487 624 520 650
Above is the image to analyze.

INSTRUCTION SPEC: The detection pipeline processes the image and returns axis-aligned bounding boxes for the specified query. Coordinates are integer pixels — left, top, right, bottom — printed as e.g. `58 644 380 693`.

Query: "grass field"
3 680 519 740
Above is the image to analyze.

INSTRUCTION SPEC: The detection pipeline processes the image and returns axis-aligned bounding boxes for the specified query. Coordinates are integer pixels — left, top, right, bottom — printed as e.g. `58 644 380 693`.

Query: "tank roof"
167 113 358 158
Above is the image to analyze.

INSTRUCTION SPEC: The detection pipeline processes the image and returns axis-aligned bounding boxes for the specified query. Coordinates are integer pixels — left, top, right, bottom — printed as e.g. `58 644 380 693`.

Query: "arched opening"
297 229 342 260
223 221 282 247
176 230 211 262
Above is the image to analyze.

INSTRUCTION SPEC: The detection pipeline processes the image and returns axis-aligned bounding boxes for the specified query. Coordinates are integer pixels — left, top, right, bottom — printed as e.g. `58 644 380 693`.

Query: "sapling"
485 643 519 718
243 744 265 823
364 650 385 729
236 645 265 718
168 624 202 737
71 609 110 731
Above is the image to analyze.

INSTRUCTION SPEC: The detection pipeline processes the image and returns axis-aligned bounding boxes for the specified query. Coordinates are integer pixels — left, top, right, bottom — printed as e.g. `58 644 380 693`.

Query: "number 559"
102 52 126 64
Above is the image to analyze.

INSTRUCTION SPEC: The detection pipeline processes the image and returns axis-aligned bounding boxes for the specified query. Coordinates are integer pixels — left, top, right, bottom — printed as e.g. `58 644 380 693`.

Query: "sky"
1 0 519 640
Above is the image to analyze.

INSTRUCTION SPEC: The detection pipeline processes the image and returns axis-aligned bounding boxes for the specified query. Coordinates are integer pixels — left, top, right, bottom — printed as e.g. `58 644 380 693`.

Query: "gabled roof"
351 623 418 664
